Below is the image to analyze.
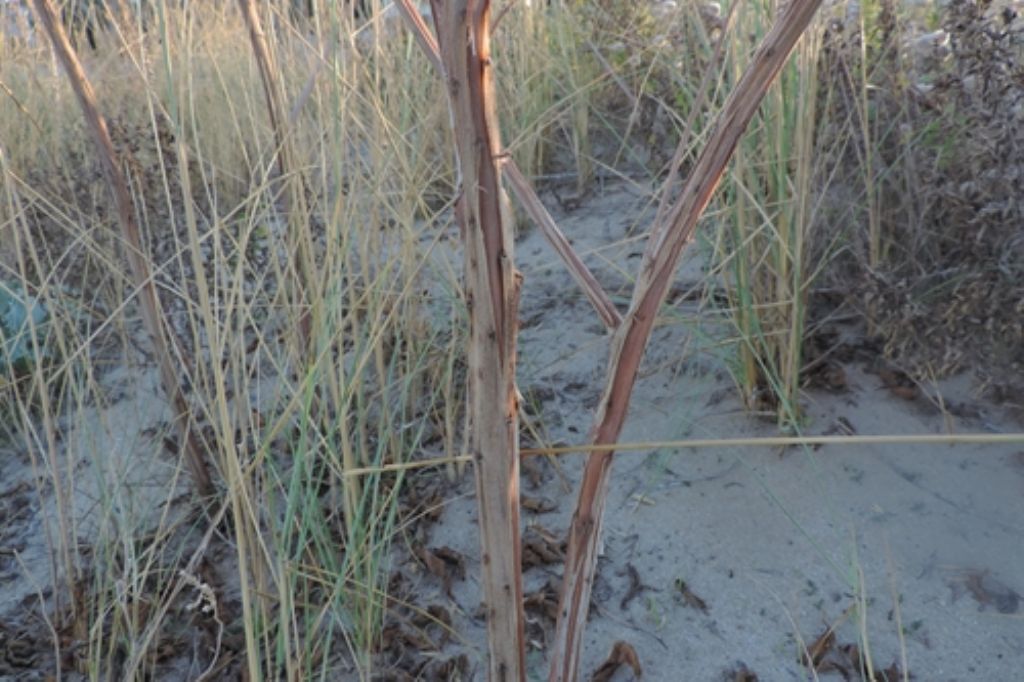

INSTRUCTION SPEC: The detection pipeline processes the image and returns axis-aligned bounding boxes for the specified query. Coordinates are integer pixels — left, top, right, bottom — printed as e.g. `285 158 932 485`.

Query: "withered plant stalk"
30 0 214 497
237 0 318 353
548 3 825 679
399 1 825 679
430 1 526 678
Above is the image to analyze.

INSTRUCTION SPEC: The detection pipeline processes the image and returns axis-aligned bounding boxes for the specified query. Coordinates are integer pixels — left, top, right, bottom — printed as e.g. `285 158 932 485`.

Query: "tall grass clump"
0 0 565 677
700 0 834 426
499 2 722 196
493 0 620 199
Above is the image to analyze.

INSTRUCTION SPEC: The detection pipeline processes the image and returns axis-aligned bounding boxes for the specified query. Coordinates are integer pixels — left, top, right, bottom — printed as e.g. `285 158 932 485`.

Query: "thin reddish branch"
394 0 442 72
502 161 621 330
30 0 214 497
238 0 284 163
549 2 825 680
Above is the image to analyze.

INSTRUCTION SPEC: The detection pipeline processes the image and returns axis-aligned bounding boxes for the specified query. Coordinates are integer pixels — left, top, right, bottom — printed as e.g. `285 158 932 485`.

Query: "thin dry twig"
549 2 826 680
524 432 1024 455
30 0 213 497
394 0 442 73
502 160 622 330
337 431 1024 478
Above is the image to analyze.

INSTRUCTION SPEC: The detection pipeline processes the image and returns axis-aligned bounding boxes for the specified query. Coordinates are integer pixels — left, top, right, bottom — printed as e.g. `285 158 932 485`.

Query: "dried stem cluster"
400 0 825 679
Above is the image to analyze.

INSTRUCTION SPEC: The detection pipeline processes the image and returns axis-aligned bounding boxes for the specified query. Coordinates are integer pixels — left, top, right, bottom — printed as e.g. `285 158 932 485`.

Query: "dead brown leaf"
402 479 447 524
875 661 909 681
673 578 709 613
956 569 1021 614
799 626 913 681
380 622 437 656
414 546 466 597
418 652 470 681
523 527 566 568
805 627 835 667
522 456 546 489
838 642 860 662
889 385 919 400
409 604 454 647
724 663 759 682
426 604 452 628
591 640 642 681
525 580 561 622
415 545 446 579
806 361 849 392
877 367 919 400
619 563 654 611
522 495 558 513
432 547 466 576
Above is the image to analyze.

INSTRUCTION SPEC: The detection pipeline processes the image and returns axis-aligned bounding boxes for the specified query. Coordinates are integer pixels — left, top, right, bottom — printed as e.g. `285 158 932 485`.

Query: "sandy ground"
1 178 1021 681
423 179 1024 680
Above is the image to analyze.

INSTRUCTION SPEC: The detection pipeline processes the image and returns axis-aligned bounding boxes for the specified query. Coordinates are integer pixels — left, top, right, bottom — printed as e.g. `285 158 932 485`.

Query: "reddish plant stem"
431 1 526 679
392 5 620 332
31 0 214 497
502 160 622 330
549 2 825 680
237 0 316 350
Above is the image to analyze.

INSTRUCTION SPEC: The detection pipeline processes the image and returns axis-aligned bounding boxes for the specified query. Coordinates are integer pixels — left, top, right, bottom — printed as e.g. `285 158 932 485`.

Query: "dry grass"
2 1 475 677
817 0 1023 388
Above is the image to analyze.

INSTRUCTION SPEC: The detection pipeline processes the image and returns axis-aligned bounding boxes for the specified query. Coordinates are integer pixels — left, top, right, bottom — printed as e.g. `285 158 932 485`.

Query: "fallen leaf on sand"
522 526 566 568
673 578 709 613
522 456 546 488
380 622 436 655
522 495 558 513
419 652 469 680
410 604 454 646
619 563 655 611
952 569 1021 614
877 367 919 400
525 579 561 622
725 663 759 681
591 640 642 681
414 545 465 597
804 627 835 668
799 623 913 681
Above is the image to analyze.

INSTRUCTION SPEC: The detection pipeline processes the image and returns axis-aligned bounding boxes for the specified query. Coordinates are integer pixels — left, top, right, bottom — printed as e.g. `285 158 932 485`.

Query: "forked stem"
548 2 825 679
